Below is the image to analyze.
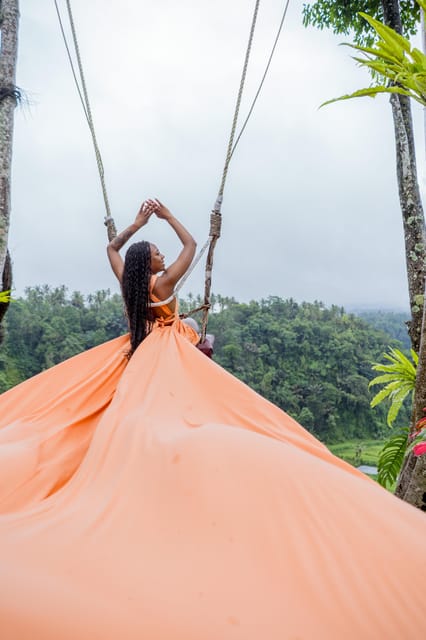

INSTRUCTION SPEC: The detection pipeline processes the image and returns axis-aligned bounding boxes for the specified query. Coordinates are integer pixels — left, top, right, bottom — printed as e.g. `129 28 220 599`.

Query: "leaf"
359 60 397 77
370 381 401 408
375 40 407 64
384 348 417 377
344 43 402 66
322 9 426 110
359 13 411 55
408 73 426 93
371 362 399 373
320 85 412 108
387 385 413 426
395 72 425 92
416 0 426 14
0 290 12 304
368 373 400 387
409 48 426 67
369 347 417 422
377 430 409 489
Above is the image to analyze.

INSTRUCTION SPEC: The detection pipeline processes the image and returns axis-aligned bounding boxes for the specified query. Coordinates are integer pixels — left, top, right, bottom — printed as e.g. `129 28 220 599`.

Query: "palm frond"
387 384 413 426
358 12 411 55
377 429 409 489
370 380 403 409
322 4 426 109
370 347 416 425
368 373 402 387
320 85 411 108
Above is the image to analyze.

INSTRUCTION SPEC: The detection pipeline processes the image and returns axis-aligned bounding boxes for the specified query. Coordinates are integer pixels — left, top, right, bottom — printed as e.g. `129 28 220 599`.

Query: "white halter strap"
148 237 210 308
149 293 176 308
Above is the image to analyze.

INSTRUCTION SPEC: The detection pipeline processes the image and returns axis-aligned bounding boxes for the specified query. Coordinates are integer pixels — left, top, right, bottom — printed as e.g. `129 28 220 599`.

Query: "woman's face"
150 244 165 273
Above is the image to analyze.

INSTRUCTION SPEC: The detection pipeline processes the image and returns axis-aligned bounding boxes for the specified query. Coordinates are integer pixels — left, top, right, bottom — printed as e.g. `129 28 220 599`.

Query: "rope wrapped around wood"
104 216 118 243
200 0 260 341
209 212 222 239
56 0 289 328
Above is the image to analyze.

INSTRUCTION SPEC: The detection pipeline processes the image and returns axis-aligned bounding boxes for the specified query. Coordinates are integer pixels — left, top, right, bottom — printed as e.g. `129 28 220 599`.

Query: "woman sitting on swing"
2 210 426 640
107 198 201 355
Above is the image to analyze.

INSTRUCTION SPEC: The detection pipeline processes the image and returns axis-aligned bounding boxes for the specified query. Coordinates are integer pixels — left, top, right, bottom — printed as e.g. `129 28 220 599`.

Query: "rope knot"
104 216 117 242
180 303 211 319
209 212 222 239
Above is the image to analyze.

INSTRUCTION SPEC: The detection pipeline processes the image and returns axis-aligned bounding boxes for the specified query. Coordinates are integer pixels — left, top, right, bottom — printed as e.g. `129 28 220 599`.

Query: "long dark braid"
122 241 153 356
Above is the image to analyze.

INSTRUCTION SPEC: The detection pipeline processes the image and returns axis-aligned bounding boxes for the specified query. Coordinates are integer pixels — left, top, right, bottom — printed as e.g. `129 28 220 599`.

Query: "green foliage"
369 347 417 426
329 438 385 466
320 4 426 108
1 288 409 443
0 286 127 390
369 345 417 490
377 428 409 489
355 310 410 349
297 406 315 429
205 297 408 442
302 0 420 48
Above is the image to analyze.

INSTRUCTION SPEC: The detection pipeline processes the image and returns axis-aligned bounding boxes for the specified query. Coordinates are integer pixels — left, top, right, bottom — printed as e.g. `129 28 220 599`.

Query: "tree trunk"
0 0 20 340
381 0 426 353
396 315 426 506
383 0 426 508
389 93 426 352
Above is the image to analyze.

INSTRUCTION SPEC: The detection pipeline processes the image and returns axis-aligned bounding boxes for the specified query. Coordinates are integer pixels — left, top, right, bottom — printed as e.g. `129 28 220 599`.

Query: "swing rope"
54 0 117 241
200 0 290 340
228 0 291 164
200 0 260 340
54 0 290 334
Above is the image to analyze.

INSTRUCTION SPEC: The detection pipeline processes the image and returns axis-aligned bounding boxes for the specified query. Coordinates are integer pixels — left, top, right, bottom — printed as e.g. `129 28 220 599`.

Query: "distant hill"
352 310 411 350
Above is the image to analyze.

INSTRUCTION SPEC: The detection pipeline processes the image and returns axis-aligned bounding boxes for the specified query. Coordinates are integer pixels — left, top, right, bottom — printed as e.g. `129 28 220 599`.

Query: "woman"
1 200 426 639
107 198 199 354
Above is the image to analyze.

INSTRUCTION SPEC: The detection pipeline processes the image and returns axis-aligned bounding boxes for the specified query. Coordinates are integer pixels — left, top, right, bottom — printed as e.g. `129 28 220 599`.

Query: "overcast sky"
8 0 425 310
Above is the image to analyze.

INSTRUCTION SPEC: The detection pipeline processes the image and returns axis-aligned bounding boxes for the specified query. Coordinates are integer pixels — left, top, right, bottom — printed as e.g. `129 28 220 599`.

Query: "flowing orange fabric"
1 316 426 639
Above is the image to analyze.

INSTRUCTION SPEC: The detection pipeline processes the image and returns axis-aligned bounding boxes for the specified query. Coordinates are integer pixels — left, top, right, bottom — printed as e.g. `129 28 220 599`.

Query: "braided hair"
122 241 154 356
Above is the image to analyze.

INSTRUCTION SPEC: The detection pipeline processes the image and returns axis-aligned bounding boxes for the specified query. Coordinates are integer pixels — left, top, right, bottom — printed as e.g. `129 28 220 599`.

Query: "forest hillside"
0 287 410 442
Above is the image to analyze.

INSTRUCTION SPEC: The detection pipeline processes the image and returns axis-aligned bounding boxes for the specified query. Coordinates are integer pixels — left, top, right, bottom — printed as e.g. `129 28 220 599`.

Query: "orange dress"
149 274 199 342
0 299 426 639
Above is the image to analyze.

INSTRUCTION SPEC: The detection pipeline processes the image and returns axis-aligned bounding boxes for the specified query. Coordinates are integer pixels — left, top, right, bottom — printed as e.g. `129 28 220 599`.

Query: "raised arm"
153 199 196 290
106 201 154 283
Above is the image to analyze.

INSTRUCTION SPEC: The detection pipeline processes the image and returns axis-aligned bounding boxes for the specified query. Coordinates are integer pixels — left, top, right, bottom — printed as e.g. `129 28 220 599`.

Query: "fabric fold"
0 323 425 639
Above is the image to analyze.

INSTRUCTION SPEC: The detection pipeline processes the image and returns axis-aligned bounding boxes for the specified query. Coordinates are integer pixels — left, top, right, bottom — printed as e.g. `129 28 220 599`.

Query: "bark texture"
396 453 426 510
385 0 426 507
0 0 19 336
389 93 426 352
395 297 426 507
381 0 426 352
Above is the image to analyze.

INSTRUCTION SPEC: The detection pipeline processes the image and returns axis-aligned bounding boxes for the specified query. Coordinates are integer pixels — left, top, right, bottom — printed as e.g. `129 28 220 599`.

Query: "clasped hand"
134 198 172 227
